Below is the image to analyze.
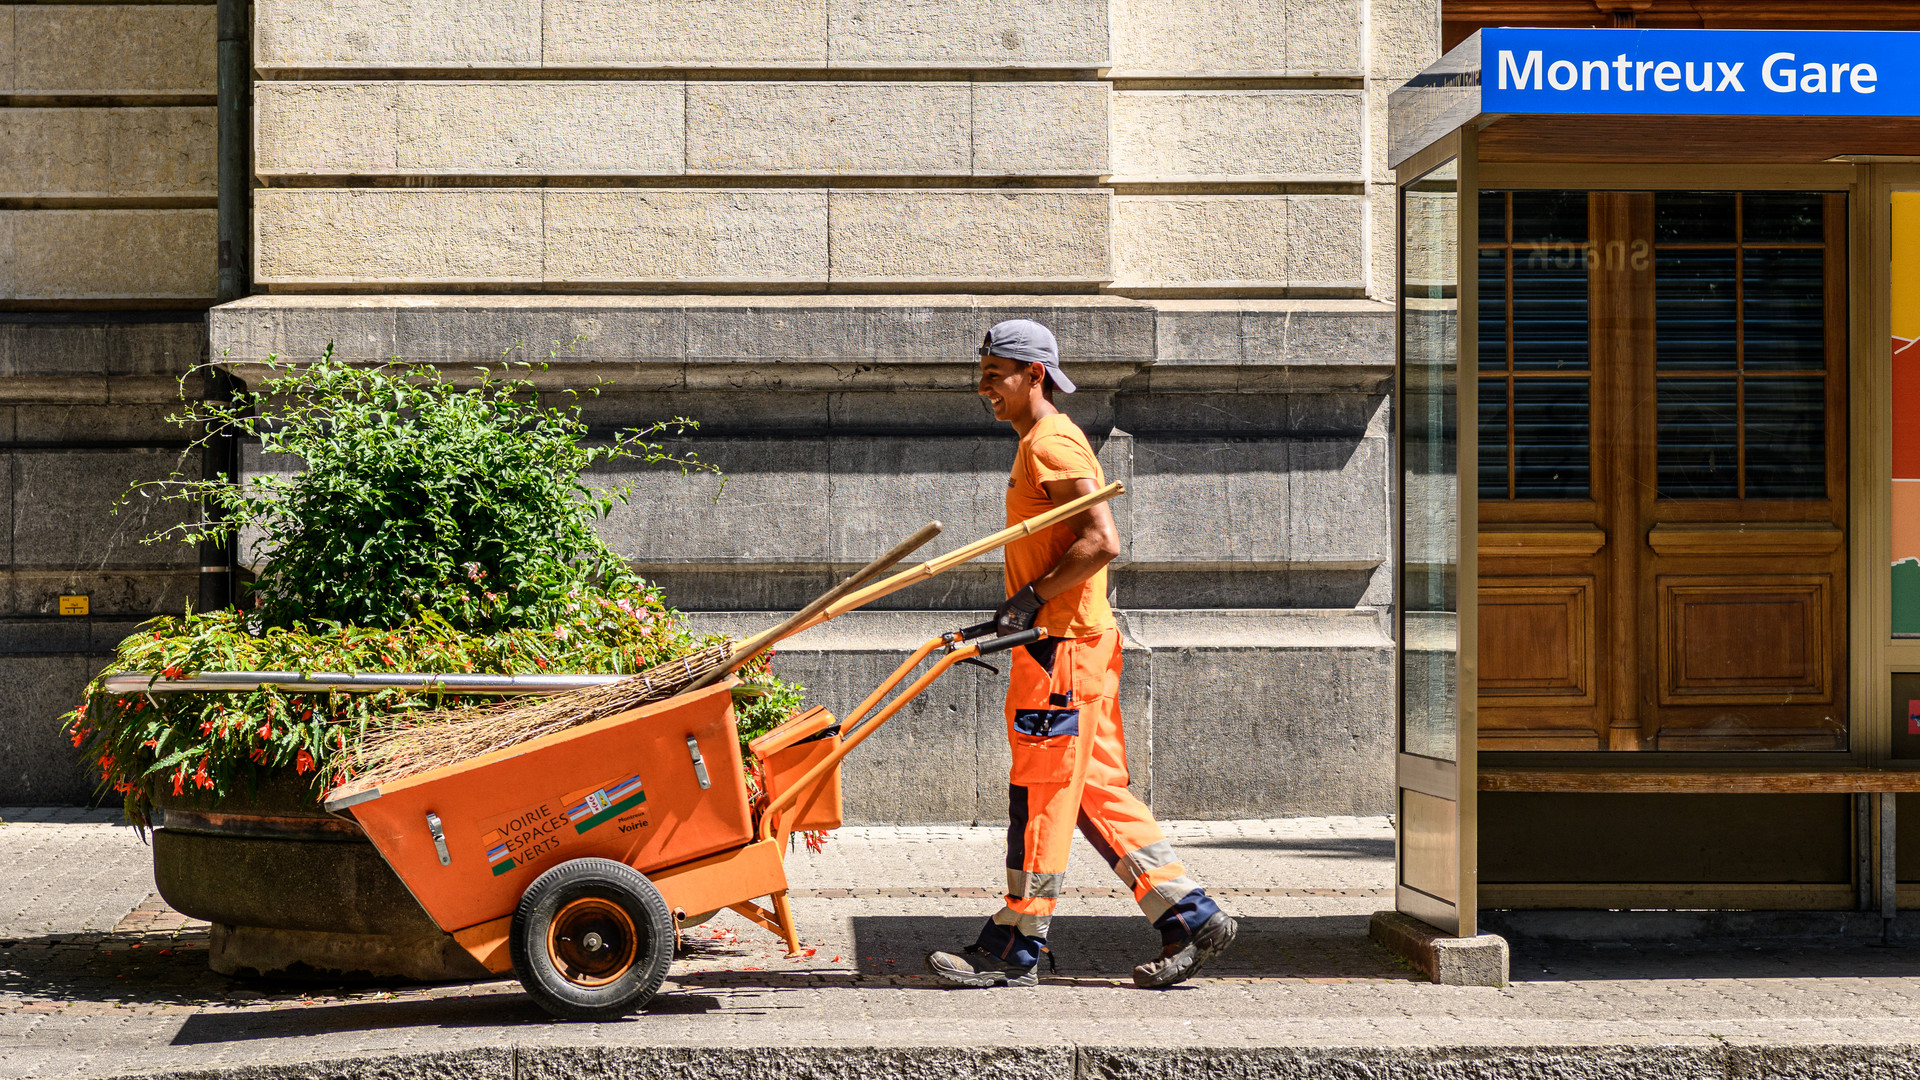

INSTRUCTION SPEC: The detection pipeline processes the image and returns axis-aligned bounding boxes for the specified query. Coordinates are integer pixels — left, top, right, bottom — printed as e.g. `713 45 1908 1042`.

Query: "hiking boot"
925 949 1039 988
1132 910 1238 988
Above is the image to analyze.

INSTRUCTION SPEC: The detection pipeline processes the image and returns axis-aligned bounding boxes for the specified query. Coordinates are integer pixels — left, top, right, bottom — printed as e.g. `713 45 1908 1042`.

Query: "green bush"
67 346 812 823
137 347 713 632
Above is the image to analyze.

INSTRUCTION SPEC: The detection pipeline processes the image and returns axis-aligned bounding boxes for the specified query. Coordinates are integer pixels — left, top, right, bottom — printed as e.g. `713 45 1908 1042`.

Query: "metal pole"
205 0 247 611
215 0 249 305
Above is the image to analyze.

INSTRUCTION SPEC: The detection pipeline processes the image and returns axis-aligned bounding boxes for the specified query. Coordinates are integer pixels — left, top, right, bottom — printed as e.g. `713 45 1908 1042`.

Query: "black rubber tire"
509 858 674 1021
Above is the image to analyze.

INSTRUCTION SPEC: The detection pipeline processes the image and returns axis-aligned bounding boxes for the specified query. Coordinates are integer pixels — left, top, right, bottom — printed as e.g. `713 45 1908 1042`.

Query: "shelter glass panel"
1400 161 1461 763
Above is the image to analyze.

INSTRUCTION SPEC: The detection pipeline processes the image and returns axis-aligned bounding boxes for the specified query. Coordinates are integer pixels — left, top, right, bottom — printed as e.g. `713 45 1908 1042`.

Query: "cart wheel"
510 858 674 1021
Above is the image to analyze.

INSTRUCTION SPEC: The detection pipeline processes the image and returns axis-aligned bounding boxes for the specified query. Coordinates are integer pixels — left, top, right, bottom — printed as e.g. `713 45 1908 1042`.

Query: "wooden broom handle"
812 480 1124 624
692 521 946 688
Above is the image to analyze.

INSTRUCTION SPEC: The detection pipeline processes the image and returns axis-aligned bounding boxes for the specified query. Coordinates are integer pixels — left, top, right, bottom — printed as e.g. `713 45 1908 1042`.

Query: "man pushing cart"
308 321 1230 1021
923 319 1238 990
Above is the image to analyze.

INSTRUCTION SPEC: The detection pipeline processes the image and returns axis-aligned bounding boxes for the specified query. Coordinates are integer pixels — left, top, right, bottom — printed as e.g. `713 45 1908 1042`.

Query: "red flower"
142 739 157 749
69 727 88 748
161 665 184 680
296 749 315 775
250 748 267 764
171 770 185 796
193 758 213 790
258 723 273 741
198 720 214 736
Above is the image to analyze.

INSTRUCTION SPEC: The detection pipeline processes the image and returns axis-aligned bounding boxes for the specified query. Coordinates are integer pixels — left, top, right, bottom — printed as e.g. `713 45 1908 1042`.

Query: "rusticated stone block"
971 82 1109 176
0 655 97 804
206 295 1159 367
542 0 826 67
0 320 206 380
1111 91 1363 181
686 83 967 176
1131 610 1393 817
253 83 401 174
544 190 827 283
828 190 1109 284
1112 195 1365 289
255 0 540 68
397 83 684 175
253 189 543 284
1110 0 1361 75
591 438 830 565
1 210 216 300
1129 437 1288 564
13 449 202 571
1371 0 1442 80
11 5 216 94
0 108 213 198
1112 195 1289 288
1287 194 1367 287
1289 435 1389 565
827 0 1106 68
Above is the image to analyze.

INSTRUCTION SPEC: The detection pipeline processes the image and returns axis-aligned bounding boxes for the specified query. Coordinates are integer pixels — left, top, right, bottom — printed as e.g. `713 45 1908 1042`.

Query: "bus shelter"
1390 27 1920 957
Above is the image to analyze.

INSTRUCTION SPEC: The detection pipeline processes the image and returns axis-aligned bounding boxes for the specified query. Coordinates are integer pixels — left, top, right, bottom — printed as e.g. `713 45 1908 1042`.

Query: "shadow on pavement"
169 992 551 1044
849 913 1415 981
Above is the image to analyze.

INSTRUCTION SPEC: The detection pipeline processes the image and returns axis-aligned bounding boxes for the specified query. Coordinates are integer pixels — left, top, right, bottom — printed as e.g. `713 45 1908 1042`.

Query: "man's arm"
1030 476 1121 602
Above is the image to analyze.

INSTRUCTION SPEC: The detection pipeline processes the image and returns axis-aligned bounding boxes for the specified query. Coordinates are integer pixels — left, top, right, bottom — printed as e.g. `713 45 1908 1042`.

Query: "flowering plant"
66 587 804 823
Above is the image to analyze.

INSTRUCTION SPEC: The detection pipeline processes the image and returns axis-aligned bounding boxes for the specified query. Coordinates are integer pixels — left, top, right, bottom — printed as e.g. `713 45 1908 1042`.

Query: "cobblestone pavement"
7 814 1920 1078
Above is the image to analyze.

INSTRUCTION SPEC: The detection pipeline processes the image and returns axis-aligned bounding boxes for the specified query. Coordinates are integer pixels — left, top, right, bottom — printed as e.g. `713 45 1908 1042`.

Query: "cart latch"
687 736 711 789
426 811 451 866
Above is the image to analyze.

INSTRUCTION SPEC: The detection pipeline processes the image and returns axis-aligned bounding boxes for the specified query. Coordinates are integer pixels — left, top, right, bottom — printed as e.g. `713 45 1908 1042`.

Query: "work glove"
994 583 1044 636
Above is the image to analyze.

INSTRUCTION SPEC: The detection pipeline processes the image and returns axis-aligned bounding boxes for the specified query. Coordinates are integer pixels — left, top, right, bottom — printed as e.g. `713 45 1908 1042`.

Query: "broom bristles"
340 641 734 792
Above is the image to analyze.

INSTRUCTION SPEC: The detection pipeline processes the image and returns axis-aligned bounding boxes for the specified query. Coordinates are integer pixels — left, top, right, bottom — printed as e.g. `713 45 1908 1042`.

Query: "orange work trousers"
973 629 1219 968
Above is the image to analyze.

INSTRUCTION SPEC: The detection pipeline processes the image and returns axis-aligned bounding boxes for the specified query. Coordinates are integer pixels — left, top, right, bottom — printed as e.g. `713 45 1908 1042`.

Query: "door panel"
1477 188 1848 753
1479 579 1596 701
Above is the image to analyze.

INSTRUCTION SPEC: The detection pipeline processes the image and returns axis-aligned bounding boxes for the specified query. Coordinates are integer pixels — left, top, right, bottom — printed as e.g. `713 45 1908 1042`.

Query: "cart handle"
757 627 1046 842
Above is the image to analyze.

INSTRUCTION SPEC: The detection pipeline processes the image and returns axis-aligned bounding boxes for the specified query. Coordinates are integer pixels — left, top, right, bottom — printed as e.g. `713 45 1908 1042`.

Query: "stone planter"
153 772 491 982
114 669 625 982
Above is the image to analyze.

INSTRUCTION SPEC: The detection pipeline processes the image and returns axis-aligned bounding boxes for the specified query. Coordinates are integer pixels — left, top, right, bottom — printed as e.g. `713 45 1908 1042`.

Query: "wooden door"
1476 189 1849 752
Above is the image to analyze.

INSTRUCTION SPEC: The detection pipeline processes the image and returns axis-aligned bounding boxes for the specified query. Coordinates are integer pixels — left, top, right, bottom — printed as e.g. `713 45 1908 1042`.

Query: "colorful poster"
1894 193 1920 634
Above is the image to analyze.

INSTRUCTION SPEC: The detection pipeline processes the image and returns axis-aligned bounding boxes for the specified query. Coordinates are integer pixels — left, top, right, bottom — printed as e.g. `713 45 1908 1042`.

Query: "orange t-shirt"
1004 412 1116 639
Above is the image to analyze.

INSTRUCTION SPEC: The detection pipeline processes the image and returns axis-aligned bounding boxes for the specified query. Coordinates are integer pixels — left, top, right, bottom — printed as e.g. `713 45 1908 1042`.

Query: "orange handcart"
323 620 1043 1020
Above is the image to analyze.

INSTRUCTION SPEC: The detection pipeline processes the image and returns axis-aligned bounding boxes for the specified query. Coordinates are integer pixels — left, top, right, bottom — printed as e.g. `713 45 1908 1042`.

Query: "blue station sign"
1480 27 1920 116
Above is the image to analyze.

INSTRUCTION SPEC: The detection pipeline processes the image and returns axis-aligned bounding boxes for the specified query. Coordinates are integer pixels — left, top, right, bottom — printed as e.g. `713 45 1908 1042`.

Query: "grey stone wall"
0 0 1442 817
209 295 1395 822
1 0 217 803
0 318 207 803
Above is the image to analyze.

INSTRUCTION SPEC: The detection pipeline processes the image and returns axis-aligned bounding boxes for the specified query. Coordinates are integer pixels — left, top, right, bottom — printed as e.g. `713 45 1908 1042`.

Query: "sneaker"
925 949 1039 988
1132 910 1238 989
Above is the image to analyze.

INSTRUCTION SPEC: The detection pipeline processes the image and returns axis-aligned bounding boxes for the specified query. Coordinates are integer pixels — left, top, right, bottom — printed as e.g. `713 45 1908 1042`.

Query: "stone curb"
63 1041 1920 1080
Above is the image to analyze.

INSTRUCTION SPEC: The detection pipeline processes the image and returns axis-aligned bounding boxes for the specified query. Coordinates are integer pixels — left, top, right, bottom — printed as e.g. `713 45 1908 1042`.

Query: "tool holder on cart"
318 482 1122 1021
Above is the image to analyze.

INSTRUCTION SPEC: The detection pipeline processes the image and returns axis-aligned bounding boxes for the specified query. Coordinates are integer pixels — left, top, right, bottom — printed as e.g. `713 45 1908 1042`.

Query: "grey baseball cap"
979 318 1075 394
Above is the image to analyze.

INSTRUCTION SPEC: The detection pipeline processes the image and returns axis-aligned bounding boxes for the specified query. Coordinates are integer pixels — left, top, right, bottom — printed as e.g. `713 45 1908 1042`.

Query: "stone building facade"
4 0 1439 820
